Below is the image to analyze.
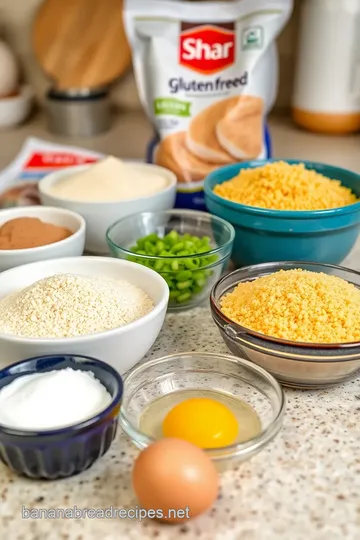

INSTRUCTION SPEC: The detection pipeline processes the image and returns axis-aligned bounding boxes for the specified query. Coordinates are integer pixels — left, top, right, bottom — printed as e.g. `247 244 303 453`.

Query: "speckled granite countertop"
0 116 360 539
0 240 359 540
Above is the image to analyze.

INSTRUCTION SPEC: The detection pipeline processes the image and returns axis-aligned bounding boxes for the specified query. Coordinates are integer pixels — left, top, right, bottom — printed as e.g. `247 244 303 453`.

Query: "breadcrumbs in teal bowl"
204 159 360 267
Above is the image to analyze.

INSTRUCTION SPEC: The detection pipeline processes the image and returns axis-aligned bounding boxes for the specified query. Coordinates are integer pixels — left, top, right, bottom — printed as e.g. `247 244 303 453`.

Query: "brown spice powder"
0 217 72 250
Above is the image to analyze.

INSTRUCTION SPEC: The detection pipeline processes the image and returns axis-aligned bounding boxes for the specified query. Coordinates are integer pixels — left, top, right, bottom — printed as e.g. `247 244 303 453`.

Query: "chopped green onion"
127 228 220 305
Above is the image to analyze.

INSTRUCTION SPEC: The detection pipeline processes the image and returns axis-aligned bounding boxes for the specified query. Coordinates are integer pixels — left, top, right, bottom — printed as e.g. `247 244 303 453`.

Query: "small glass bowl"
0 354 123 480
106 210 234 311
119 352 285 471
210 261 360 389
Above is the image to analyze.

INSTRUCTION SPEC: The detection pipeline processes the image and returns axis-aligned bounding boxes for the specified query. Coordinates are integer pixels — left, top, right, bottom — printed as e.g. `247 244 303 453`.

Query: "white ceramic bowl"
0 256 169 373
38 163 177 254
0 206 86 272
0 85 34 128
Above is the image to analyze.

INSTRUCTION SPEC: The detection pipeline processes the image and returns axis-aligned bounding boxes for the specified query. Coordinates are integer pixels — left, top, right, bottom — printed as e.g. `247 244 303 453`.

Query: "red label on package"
24 153 98 170
179 23 236 75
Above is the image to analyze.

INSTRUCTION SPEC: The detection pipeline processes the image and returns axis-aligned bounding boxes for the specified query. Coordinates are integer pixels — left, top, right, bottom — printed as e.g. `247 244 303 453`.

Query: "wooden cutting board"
32 0 132 90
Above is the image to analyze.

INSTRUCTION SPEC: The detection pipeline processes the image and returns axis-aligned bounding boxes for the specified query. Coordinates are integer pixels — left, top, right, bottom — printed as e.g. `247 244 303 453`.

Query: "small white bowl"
0 206 86 272
0 85 34 129
38 163 177 254
0 256 169 372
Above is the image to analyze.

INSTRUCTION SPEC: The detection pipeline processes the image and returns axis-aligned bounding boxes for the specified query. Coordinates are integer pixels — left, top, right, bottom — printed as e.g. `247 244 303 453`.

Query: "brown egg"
132 438 219 524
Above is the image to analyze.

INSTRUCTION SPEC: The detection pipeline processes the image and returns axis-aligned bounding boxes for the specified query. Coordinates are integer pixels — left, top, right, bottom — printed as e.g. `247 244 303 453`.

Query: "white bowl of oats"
0 256 169 373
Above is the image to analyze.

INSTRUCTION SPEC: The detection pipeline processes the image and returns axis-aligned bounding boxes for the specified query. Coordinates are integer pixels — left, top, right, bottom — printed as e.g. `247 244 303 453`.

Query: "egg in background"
132 438 219 524
0 41 19 98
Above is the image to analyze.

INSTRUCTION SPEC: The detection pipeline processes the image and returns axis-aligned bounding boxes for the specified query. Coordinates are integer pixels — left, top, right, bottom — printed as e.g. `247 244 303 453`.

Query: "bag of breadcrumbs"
124 0 293 210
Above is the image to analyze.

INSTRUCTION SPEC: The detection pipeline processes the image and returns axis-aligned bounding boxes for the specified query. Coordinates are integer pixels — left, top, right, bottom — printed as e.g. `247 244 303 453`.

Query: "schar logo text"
179 22 235 74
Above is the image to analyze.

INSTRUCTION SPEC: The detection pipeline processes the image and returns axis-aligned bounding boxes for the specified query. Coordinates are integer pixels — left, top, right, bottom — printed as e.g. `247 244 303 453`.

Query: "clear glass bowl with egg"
210 261 360 389
106 210 235 311
119 352 285 471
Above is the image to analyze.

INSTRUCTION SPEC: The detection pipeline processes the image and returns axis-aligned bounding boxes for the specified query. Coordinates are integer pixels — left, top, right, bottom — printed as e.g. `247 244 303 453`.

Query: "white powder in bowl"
48 157 169 202
0 273 154 338
0 368 113 430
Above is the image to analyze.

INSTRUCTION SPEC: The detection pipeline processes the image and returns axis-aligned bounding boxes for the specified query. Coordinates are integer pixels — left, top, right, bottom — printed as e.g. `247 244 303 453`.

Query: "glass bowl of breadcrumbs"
210 261 360 389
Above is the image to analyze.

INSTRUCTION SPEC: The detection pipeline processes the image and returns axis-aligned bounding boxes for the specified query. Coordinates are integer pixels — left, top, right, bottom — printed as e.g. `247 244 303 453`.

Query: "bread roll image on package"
124 0 293 210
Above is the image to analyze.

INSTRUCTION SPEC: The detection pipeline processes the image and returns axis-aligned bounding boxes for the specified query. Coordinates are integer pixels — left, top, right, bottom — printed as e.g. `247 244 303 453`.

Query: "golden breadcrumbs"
213 161 358 210
220 269 360 343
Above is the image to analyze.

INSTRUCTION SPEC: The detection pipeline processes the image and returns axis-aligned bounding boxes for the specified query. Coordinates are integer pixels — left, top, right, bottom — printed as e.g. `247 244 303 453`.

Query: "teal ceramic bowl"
204 159 360 267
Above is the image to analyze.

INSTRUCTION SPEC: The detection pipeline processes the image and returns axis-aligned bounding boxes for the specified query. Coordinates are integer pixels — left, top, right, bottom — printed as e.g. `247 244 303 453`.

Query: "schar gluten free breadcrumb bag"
124 0 293 210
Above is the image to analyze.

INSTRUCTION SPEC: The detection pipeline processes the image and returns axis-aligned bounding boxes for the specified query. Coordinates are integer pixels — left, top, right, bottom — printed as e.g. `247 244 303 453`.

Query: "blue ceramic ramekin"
0 355 123 480
204 159 360 267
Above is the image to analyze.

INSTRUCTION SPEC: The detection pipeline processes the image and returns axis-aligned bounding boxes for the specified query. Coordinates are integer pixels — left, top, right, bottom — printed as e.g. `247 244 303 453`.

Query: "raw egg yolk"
162 397 238 449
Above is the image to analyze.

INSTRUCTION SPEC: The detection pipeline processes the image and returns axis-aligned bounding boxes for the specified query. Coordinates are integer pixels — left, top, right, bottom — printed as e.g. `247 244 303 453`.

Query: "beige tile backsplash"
0 0 300 112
